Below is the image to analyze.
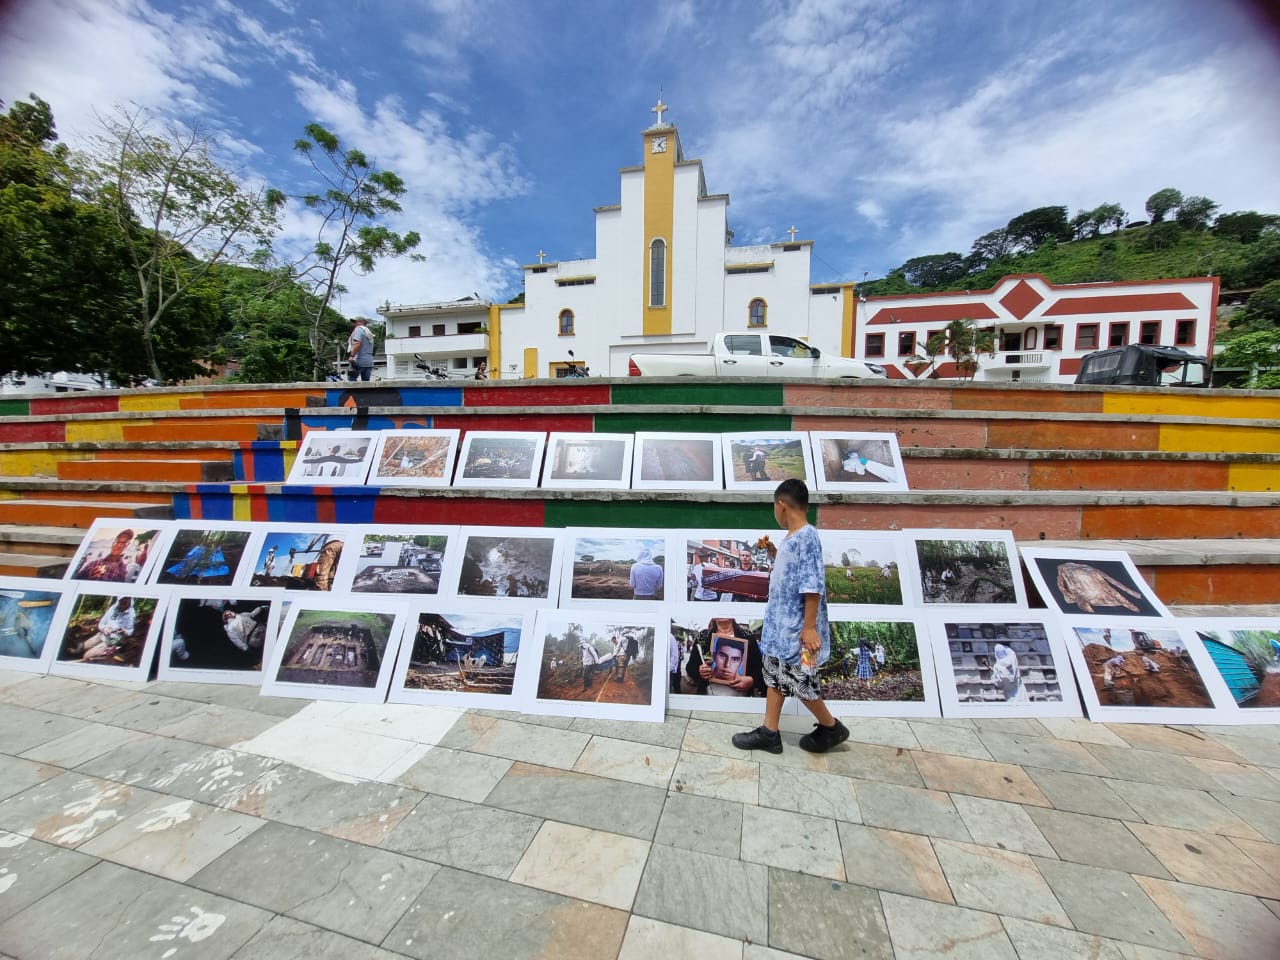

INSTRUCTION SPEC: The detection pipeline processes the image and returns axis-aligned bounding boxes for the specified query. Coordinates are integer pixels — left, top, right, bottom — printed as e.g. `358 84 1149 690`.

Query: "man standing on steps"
347 316 375 382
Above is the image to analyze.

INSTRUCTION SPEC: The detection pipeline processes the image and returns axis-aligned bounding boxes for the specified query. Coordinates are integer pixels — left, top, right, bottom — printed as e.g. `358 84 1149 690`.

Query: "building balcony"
385 333 489 357
987 351 1050 370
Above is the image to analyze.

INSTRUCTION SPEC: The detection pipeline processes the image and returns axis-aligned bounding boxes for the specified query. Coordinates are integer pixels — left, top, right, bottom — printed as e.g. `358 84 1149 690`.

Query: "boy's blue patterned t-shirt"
759 524 830 666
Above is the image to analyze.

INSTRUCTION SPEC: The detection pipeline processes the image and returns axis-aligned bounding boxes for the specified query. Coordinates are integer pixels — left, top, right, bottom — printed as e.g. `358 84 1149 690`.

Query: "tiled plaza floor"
1 669 1278 960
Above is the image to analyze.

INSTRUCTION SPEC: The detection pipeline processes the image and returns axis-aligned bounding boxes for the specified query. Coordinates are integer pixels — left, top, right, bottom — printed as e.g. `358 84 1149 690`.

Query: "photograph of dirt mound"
1078 641 1213 708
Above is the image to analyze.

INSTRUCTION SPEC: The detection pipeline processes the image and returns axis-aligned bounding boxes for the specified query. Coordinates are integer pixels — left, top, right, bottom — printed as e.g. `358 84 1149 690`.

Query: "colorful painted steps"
0 497 172 529
55 458 234 483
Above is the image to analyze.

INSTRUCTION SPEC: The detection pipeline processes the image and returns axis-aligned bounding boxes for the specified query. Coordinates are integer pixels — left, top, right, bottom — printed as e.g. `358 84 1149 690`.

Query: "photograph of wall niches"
946 622 1063 703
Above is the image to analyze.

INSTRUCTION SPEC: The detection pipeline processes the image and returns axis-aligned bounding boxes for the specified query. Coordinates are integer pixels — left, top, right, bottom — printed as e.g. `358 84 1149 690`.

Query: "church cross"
537 249 547 264
651 98 668 125
787 225 798 242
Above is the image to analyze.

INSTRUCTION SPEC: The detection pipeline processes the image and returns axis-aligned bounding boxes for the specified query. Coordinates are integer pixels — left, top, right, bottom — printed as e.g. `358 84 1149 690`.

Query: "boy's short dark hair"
774 478 809 510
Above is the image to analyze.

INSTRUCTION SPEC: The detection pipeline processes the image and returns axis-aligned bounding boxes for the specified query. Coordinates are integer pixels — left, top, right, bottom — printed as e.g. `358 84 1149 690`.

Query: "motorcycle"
562 350 590 378
414 354 450 380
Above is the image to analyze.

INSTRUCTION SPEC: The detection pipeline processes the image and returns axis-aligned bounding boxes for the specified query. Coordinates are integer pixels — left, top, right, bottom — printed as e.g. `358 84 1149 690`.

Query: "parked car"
628 332 886 379
1074 344 1210 387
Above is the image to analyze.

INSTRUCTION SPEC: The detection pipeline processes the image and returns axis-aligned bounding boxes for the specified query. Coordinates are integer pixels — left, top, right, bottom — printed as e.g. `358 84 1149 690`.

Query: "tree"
1218 329 1280 389
1228 280 1280 334
1145 188 1183 223
1006 206 1071 251
900 252 966 288
290 123 424 379
966 228 1016 270
1174 195 1219 231
88 107 284 382
913 317 995 380
1092 202 1127 234
1213 211 1279 245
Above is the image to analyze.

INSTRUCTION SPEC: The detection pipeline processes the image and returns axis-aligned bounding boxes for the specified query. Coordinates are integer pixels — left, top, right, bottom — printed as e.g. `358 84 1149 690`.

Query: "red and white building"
843 274 1218 383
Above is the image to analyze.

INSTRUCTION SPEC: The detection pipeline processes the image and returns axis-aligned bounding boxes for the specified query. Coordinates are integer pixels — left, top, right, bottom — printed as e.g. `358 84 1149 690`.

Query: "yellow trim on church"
842 287 856 359
642 130 675 335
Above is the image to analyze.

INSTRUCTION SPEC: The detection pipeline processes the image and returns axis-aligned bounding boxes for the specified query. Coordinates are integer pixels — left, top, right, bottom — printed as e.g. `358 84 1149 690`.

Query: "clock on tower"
651 136 667 154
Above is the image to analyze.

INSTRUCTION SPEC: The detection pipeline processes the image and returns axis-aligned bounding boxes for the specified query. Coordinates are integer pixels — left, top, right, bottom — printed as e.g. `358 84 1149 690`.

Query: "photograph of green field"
820 532 905 605
818 620 926 702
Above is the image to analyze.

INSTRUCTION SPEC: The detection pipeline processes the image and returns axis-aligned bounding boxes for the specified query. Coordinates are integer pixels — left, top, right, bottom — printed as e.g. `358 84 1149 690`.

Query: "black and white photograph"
541 432 633 489
1020 547 1169 618
159 589 283 684
631 432 723 491
454 431 546 488
285 430 378 485
906 529 1026 606
810 431 908 493
925 611 1081 718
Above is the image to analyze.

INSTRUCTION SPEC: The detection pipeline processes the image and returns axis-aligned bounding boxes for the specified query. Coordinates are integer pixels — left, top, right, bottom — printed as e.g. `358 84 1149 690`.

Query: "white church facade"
378 103 1216 382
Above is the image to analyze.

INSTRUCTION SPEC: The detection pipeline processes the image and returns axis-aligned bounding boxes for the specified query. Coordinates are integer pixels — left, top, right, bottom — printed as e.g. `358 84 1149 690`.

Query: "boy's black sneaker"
731 725 783 754
799 719 849 753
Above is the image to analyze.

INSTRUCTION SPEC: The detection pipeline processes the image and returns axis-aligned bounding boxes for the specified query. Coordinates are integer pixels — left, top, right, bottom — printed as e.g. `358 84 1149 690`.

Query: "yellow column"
523 347 538 379
642 129 675 336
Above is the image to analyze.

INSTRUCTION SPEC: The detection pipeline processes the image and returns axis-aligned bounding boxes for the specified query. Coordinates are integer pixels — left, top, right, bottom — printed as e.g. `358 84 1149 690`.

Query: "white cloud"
282 74 529 313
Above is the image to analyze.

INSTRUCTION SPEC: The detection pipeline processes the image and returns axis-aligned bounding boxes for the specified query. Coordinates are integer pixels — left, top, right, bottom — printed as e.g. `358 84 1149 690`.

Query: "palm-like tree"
912 318 996 380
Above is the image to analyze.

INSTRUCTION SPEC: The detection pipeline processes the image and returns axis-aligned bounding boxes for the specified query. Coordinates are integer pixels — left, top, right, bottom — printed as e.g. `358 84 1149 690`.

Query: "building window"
408 325 421 338
1043 325 1062 349
559 309 575 336
649 238 666 307
1140 321 1160 344
1109 322 1129 347
748 298 766 327
898 331 916 356
1075 324 1099 350
865 333 885 357
458 322 484 334
1175 318 1195 346
1024 327 1038 349
432 324 446 336
926 329 944 352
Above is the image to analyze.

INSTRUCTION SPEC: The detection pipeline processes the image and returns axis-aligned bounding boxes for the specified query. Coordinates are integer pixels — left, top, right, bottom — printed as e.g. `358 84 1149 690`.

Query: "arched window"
1023 327 1038 350
748 298 766 327
649 238 666 307
559 309 574 336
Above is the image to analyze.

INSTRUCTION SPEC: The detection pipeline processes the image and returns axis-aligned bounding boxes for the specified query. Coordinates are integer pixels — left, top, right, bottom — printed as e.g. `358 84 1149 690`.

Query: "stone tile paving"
1 671 1279 959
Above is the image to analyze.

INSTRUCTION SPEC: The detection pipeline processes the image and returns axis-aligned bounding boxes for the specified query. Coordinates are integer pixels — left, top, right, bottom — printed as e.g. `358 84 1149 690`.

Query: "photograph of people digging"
1073 625 1214 708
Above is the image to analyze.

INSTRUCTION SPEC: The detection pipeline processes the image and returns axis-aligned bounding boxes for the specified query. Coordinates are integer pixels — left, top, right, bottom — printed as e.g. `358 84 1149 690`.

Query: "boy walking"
732 479 849 754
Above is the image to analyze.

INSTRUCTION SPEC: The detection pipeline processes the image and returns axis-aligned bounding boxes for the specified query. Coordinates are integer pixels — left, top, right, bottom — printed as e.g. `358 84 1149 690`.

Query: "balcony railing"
990 351 1049 368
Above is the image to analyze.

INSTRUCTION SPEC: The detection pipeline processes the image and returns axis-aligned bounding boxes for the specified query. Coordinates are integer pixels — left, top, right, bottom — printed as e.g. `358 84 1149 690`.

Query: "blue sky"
2 0 1278 319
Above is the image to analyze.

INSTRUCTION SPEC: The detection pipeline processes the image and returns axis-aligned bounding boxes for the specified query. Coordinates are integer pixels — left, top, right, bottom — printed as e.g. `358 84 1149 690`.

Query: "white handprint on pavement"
150 905 226 959
138 800 194 833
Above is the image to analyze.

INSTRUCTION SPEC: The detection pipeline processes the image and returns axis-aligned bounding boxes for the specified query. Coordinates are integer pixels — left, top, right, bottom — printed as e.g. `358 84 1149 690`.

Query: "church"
378 102 1216 382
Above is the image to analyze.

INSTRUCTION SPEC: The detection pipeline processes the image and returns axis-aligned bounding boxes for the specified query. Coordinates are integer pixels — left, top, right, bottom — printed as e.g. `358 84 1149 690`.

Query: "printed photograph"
912 536 1019 605
568 536 666 601
458 434 542 482
941 621 1064 703
670 613 764 699
820 532 905 605
167 597 271 673
351 533 448 594
400 611 522 695
820 620 926 702
1193 625 1280 709
685 536 774 603
55 592 159 668
633 433 721 488
812 433 906 490
273 607 397 688
458 535 556 599
1031 555 1166 618
724 435 811 486
249 531 345 591
535 618 655 706
69 524 163 585
370 430 458 485
156 528 251 586
1071 624 1214 709
289 433 375 482
544 434 631 485
0 584 61 662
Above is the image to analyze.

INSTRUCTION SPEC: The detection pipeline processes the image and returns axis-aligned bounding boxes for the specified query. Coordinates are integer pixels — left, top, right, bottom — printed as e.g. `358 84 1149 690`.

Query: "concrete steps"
56 458 234 483
0 497 172 529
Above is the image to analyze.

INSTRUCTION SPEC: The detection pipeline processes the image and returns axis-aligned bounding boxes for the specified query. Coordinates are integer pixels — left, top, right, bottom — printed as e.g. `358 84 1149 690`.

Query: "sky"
2 0 1279 320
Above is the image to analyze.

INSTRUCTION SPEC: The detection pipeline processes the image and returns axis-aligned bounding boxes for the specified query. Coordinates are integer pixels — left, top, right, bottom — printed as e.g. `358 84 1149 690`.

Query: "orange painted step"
121 421 267 442
70 448 235 463
0 499 171 529
57 459 234 482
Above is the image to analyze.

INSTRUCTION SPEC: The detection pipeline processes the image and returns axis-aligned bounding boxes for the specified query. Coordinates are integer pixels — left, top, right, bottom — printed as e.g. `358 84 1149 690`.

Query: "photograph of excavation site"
400 611 521 695
274 608 395 688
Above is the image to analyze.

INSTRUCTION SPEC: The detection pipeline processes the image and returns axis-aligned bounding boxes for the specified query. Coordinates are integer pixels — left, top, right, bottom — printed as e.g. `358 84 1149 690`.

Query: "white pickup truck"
627 332 886 379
